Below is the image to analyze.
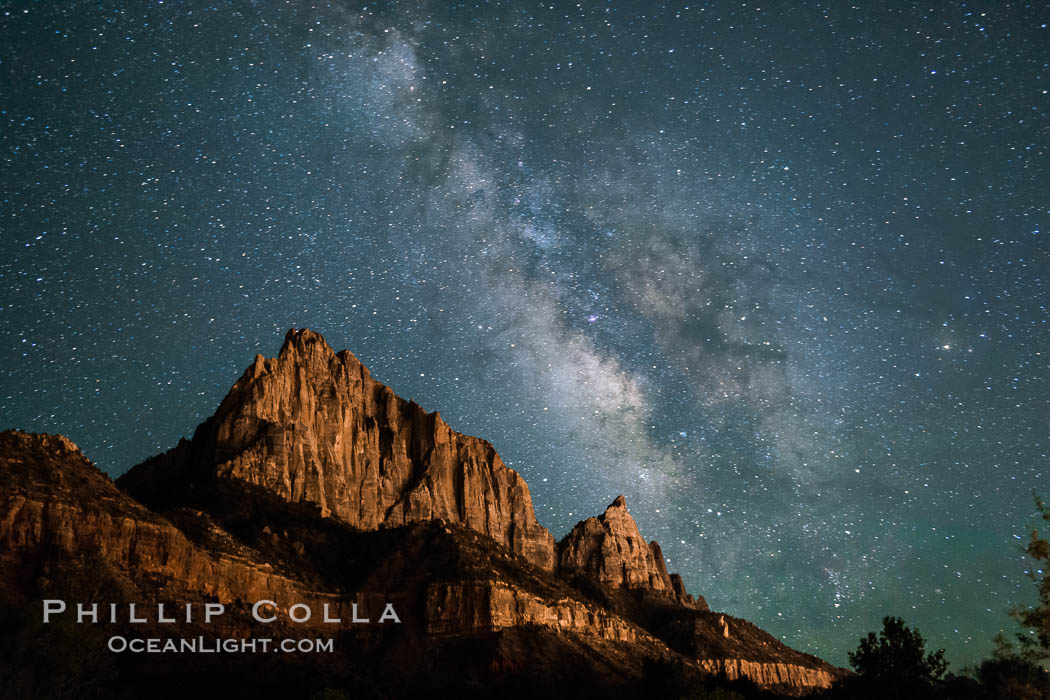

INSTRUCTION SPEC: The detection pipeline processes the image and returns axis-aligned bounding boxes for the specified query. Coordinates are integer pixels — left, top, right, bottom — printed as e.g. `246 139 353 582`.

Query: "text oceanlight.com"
107 636 334 654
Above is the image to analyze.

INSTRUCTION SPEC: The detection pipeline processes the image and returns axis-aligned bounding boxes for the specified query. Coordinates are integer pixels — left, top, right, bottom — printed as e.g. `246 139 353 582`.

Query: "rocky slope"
0 329 843 697
0 430 396 624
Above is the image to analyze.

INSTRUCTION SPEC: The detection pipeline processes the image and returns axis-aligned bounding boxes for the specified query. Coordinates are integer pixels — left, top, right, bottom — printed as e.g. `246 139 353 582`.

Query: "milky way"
2 1 1048 667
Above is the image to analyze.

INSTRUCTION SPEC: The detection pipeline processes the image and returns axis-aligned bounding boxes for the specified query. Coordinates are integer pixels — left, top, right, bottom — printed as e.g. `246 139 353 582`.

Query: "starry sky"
2 0 1048 669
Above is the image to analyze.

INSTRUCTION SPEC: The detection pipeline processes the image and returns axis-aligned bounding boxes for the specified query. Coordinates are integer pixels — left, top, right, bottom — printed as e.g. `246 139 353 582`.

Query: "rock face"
1 329 844 697
559 495 706 609
122 328 556 571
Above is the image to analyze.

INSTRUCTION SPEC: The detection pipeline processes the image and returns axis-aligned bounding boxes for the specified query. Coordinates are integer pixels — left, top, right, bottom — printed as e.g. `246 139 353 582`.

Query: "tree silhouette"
976 495 1050 699
1010 495 1050 663
977 635 1049 700
847 616 948 685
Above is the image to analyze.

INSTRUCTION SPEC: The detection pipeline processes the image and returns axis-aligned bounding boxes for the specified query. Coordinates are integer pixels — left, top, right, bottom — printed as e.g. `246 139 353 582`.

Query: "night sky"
2 0 1048 669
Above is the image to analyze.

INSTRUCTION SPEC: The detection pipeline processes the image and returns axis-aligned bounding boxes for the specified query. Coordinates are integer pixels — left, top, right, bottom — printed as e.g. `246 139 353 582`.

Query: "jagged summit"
124 329 699 600
283 326 327 348
275 327 357 367
559 494 704 609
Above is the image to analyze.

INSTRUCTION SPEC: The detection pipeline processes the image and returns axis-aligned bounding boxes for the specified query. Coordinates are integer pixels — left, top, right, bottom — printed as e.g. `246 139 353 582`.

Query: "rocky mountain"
0 329 842 698
120 328 556 570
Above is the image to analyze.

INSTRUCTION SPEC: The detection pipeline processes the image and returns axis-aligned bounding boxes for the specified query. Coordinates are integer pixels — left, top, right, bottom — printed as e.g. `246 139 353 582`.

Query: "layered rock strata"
697 658 835 691
425 581 641 641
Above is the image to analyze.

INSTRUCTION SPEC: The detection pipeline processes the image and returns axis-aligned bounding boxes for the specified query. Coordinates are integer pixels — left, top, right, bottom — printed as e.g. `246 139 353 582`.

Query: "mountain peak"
122 327 557 570
559 493 703 609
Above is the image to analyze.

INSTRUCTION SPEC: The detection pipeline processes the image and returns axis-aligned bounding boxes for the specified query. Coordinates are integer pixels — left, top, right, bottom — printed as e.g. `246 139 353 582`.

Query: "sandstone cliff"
121 328 556 571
